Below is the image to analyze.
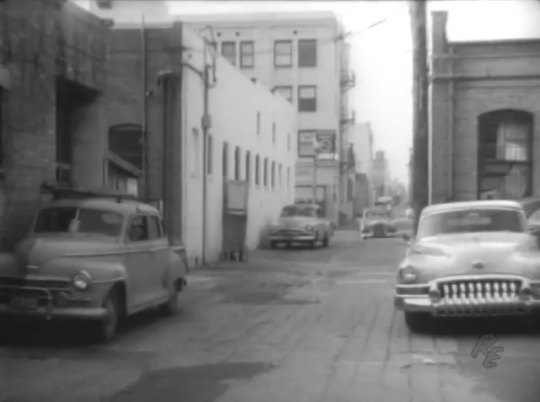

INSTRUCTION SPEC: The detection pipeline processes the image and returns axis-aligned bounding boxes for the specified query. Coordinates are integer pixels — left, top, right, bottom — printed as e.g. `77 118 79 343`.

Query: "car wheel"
94 289 120 343
404 312 431 333
161 282 180 316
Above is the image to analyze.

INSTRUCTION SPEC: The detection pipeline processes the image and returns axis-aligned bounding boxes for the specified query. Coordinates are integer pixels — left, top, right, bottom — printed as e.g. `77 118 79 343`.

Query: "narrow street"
2 231 540 402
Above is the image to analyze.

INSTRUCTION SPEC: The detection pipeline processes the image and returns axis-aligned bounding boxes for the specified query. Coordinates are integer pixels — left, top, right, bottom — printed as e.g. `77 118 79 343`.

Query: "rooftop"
46 197 159 216
422 200 523 215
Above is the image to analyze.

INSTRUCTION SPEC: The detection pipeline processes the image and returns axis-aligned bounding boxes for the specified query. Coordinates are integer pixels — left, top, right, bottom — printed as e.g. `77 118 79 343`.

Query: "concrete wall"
181 25 297 266
430 11 540 203
0 0 108 250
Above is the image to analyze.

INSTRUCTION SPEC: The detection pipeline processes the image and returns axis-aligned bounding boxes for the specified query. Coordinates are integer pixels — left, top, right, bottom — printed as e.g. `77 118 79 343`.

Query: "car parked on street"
0 184 188 342
269 203 333 249
360 206 397 239
395 200 540 332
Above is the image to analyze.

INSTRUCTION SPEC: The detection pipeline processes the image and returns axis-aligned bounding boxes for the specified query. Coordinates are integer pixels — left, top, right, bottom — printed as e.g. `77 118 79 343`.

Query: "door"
146 214 170 300
124 214 159 310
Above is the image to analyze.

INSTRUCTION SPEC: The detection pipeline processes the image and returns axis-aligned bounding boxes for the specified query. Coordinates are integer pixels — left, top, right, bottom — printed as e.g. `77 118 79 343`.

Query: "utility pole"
409 0 429 234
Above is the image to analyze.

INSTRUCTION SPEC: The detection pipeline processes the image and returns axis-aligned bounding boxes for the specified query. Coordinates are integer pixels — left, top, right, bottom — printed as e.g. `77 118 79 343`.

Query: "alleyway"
2 232 540 402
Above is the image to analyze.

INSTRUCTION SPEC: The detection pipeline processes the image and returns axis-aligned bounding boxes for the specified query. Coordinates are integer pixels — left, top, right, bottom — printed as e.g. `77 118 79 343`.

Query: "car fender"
165 246 189 286
44 256 128 283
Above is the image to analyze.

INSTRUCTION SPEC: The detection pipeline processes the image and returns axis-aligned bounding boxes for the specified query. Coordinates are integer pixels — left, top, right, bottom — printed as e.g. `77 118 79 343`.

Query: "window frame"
274 40 293 68
147 214 163 240
298 39 317 67
221 41 237 66
240 40 255 69
126 214 150 243
298 85 317 112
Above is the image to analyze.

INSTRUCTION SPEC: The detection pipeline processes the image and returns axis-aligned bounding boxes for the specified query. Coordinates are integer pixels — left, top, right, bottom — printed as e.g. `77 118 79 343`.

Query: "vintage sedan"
0 186 188 342
395 200 540 332
360 206 397 239
268 203 333 249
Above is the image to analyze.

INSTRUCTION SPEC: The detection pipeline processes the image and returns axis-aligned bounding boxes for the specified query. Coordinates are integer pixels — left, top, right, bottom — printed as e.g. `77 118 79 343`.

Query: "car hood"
405 232 540 281
0 235 121 278
277 217 316 228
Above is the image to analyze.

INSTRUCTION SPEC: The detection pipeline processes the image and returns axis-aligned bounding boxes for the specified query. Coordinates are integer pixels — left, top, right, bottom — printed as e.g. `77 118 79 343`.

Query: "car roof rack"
40 181 139 203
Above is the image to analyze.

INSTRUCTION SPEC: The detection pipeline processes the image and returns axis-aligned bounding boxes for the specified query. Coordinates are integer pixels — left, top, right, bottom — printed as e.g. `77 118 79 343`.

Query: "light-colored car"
269 203 333 249
395 200 540 332
360 206 397 239
0 186 188 342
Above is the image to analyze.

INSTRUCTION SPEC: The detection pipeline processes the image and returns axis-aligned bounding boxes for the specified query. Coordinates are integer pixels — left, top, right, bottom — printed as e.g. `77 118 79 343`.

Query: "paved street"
2 231 540 402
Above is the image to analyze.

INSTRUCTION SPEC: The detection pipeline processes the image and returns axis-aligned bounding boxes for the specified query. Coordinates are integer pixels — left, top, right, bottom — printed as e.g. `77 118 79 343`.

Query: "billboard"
298 130 337 159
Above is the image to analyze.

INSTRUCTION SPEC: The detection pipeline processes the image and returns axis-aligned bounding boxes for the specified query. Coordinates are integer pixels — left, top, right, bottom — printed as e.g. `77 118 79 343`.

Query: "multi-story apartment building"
181 11 356 224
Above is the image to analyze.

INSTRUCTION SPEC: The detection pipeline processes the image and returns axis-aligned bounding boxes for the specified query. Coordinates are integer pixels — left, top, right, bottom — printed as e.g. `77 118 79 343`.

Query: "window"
264 158 268 187
274 40 292 67
272 122 276 145
128 216 148 242
271 161 275 188
147 215 162 240
298 39 317 67
298 130 316 157
287 133 291 151
240 41 254 68
255 155 260 185
221 41 236 66
298 86 317 111
477 110 533 199
234 146 241 180
245 151 251 182
223 141 229 180
273 86 293 103
207 135 213 174
257 111 261 135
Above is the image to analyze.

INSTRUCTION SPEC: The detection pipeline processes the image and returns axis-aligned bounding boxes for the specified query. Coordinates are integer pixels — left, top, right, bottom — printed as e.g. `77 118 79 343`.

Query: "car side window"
147 215 162 240
128 216 148 242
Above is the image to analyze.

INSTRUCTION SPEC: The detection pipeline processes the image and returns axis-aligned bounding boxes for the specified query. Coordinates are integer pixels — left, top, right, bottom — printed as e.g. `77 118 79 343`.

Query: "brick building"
0 0 110 249
430 11 540 203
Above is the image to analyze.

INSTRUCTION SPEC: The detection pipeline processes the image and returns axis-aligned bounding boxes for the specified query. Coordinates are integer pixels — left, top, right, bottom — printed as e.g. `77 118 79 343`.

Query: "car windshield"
365 210 391 220
33 207 123 237
417 208 524 238
281 206 317 217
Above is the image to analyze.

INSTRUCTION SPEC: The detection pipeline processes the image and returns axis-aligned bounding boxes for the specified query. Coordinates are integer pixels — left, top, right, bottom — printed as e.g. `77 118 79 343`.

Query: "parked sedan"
269 203 333 249
0 185 188 342
394 200 540 332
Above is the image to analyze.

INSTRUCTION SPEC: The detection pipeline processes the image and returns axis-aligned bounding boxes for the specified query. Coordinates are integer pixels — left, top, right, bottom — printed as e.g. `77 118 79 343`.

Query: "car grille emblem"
472 261 484 270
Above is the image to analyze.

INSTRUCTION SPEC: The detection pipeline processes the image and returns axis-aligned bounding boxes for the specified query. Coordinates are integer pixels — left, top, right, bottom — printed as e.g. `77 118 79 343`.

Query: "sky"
167 0 540 187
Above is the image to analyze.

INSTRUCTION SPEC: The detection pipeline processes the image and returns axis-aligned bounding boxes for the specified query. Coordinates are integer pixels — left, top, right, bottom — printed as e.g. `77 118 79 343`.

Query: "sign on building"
298 130 337 159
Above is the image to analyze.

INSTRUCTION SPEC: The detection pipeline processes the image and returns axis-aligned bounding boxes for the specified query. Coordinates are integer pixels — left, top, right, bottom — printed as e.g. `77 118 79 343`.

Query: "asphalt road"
1 231 540 402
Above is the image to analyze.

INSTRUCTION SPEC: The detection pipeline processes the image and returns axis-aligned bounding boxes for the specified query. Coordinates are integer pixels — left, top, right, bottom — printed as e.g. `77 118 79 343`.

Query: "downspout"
141 15 148 201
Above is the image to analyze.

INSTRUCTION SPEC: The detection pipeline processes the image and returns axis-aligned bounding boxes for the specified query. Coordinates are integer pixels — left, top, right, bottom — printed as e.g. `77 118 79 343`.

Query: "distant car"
360 206 397 238
269 203 333 249
0 185 188 342
395 200 540 332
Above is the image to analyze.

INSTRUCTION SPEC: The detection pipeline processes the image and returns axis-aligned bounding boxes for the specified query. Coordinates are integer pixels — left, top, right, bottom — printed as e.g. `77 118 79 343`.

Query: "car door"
146 213 169 301
124 214 158 310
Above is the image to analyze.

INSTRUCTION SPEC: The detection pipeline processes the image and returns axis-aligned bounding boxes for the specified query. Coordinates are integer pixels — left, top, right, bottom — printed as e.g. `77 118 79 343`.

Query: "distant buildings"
180 11 356 224
349 123 375 215
372 150 390 199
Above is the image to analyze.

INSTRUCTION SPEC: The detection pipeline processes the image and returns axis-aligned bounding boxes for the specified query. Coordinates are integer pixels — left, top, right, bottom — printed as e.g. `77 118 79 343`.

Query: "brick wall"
0 0 108 250
430 11 540 203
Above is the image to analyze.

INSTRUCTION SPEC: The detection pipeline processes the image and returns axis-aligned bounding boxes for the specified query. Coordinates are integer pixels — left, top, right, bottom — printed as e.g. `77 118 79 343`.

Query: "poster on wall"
298 130 337 159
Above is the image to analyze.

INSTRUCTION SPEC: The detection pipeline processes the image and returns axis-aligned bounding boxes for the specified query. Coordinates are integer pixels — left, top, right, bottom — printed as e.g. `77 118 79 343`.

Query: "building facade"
430 11 540 203
86 3 297 267
181 12 356 224
372 150 389 199
349 122 375 215
0 0 110 250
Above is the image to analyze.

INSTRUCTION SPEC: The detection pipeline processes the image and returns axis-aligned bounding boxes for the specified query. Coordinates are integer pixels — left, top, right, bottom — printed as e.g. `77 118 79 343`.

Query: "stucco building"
430 11 540 203
84 2 297 267
179 12 356 224
0 0 111 250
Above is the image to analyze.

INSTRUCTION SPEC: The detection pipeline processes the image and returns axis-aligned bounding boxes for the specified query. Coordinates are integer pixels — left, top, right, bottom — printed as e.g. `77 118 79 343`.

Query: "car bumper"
0 304 108 320
394 294 540 316
269 235 316 242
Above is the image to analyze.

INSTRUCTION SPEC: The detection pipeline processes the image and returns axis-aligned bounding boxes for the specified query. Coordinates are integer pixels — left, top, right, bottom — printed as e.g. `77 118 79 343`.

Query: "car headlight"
73 270 92 291
399 265 418 283
305 226 314 232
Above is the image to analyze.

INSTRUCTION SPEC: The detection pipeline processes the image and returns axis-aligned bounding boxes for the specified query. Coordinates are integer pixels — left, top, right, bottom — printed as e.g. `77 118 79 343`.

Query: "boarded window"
298 39 317 67
240 41 254 68
274 40 292 67
221 42 236 66
298 86 317 111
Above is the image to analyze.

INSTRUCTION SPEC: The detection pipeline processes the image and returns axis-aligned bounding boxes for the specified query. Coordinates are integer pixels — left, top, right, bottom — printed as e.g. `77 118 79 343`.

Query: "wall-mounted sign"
298 130 337 158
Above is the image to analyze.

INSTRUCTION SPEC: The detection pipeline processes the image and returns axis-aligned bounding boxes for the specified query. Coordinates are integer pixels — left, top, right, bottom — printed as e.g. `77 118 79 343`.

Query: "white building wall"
182 26 297 266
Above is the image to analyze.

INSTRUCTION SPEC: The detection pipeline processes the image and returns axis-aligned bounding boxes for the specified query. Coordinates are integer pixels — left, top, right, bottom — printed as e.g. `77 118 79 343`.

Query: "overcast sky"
168 0 540 186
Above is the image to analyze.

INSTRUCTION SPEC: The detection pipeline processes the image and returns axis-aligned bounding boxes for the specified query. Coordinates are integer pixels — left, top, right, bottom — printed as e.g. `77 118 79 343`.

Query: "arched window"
245 151 251 182
478 109 533 199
